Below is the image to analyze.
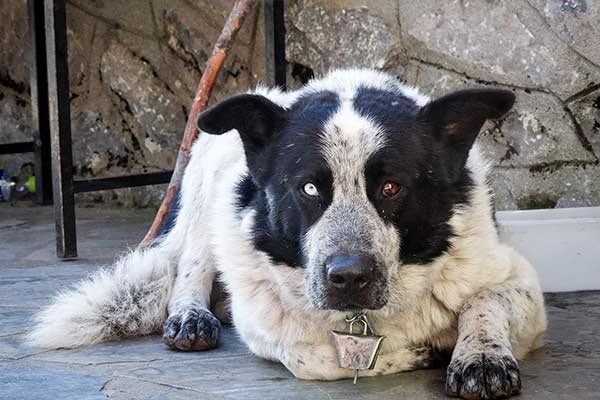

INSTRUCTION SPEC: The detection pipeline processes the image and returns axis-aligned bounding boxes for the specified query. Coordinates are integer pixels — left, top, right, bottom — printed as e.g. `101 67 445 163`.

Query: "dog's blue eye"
302 182 319 197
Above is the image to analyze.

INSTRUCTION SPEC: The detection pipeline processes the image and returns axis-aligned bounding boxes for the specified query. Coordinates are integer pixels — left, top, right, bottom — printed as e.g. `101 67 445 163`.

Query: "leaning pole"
139 0 257 248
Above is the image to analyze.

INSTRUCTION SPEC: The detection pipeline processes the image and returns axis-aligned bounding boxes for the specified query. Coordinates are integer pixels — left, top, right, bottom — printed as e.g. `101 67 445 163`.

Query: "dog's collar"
330 313 385 384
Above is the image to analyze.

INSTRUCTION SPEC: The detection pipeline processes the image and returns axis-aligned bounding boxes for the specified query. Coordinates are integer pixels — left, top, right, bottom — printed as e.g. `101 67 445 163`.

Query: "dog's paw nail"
163 309 221 351
446 352 521 399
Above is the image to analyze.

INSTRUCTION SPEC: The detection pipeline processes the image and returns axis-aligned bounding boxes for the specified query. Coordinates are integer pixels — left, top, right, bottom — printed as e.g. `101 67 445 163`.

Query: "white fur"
303 100 394 309
300 68 429 107
27 70 545 393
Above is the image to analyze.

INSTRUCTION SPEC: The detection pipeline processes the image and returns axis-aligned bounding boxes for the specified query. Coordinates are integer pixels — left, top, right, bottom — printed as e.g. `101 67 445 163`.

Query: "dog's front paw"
163 308 221 351
446 351 521 399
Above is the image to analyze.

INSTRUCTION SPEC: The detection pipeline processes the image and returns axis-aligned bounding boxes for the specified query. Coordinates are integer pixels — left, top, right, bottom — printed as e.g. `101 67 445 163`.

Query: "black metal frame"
265 0 287 89
0 142 35 155
29 0 54 206
30 0 175 258
18 0 286 258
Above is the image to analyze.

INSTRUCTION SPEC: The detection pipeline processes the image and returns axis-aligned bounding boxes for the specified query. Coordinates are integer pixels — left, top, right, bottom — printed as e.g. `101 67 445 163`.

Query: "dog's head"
198 71 514 312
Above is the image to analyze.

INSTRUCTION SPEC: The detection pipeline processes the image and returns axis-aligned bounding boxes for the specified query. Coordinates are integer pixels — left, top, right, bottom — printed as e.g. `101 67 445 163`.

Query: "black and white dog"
29 69 546 399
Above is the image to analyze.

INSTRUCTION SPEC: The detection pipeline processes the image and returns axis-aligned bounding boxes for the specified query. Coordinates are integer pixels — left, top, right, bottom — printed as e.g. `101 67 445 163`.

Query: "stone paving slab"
0 308 31 337
0 361 108 400
0 265 96 309
32 330 251 366
0 204 598 399
101 376 204 400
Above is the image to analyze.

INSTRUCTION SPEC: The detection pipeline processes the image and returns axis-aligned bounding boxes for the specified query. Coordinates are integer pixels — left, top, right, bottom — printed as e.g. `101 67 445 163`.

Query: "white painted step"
497 207 600 292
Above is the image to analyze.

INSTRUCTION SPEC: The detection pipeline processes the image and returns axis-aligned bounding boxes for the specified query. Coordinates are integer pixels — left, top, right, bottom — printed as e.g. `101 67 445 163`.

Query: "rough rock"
0 0 264 208
1 0 599 210
527 0 600 67
0 85 34 182
286 1 397 74
406 61 597 167
0 2 30 85
100 41 185 169
480 89 596 167
490 164 600 210
70 111 129 175
397 0 600 99
568 89 600 157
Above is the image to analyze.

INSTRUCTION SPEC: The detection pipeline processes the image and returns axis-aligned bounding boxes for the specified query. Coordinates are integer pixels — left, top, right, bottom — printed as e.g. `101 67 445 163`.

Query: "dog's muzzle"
322 253 387 311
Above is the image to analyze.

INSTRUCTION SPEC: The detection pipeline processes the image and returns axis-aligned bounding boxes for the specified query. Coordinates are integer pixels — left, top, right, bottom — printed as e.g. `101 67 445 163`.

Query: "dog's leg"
160 134 227 352
446 252 546 399
162 234 221 351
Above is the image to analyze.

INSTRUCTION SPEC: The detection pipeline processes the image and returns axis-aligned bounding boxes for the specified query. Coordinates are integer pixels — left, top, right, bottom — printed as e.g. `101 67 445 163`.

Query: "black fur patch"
235 174 256 211
235 91 340 267
354 87 474 264
155 190 181 240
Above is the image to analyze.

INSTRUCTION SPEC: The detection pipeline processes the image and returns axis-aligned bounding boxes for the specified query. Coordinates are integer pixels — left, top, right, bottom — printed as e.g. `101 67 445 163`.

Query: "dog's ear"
197 94 287 184
417 88 515 183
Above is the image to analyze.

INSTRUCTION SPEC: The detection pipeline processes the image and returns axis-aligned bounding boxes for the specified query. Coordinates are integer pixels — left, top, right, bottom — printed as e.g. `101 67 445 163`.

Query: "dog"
28 69 546 399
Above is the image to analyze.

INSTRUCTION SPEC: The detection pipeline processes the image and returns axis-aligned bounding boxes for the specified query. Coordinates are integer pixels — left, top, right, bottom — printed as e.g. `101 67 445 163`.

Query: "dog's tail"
26 233 180 349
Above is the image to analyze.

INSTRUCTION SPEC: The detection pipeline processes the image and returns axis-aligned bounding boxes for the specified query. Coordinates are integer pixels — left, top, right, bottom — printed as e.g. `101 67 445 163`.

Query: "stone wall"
1 0 599 209
0 0 267 206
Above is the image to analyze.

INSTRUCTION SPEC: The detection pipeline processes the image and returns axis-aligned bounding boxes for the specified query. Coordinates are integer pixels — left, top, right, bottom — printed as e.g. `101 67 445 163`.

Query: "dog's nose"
326 254 375 292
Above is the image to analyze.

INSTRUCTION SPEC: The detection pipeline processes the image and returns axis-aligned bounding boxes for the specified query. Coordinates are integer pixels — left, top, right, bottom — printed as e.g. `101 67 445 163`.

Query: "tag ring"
345 313 373 336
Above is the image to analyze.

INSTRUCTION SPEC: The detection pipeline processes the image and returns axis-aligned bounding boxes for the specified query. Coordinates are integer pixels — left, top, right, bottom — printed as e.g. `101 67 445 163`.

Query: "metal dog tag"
330 313 385 384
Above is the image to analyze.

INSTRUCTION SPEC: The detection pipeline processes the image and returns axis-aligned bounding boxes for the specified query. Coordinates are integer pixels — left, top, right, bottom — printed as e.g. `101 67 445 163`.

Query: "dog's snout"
317 253 387 310
326 254 375 292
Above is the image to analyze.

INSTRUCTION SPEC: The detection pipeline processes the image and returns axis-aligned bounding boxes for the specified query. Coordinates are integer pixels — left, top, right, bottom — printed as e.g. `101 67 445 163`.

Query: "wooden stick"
139 0 257 248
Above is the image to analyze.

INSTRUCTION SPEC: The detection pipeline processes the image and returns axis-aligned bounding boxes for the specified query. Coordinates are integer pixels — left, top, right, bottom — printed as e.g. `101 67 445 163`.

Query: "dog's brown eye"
382 181 401 198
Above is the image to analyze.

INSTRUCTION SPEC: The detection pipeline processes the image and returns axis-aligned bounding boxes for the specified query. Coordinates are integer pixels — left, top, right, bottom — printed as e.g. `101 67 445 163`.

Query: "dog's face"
198 78 514 312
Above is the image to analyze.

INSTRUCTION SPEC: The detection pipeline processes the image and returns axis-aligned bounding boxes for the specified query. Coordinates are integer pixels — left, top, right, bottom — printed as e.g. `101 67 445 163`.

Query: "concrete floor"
0 203 598 399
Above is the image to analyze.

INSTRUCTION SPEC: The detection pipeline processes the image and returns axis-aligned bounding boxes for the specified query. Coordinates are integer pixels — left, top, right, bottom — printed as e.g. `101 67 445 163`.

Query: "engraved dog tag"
330 314 385 384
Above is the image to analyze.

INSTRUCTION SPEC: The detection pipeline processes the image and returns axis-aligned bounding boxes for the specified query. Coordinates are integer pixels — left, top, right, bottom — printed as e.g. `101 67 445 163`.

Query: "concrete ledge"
497 207 600 292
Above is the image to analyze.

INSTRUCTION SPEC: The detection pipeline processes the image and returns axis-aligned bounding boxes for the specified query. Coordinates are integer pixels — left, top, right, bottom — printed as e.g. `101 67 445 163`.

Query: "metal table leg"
264 0 287 89
28 0 53 206
44 0 77 258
